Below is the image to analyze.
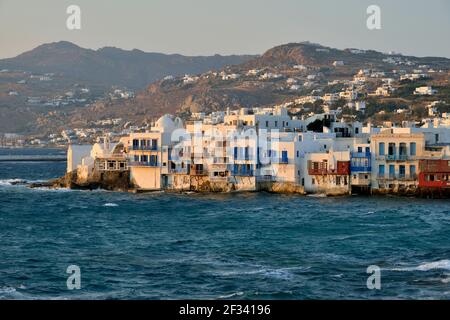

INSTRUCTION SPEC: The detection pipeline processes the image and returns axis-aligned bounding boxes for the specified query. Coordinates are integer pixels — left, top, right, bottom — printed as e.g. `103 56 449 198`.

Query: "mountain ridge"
0 41 256 89
1 41 449 136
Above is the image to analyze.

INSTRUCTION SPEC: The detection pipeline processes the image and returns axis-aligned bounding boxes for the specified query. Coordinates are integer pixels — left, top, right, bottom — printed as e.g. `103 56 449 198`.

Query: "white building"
414 86 437 96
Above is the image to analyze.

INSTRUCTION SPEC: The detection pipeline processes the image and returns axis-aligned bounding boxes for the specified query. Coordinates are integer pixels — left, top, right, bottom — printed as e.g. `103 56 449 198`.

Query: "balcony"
377 174 417 181
169 168 189 174
308 161 350 175
131 145 159 151
351 166 372 172
351 151 371 158
128 161 159 167
351 152 371 172
380 154 409 161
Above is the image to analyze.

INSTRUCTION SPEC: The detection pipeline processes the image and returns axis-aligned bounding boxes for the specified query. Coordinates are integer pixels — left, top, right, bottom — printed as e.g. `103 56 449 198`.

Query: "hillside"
63 42 449 127
1 42 449 136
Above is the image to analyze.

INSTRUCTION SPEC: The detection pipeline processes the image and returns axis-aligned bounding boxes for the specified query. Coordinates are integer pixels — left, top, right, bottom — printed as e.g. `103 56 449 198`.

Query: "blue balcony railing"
351 151 371 158
350 151 371 172
351 166 372 172
131 145 158 151
380 154 409 161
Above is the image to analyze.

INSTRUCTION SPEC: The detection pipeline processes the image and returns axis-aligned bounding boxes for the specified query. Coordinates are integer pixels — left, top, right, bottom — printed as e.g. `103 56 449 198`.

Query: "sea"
0 148 449 300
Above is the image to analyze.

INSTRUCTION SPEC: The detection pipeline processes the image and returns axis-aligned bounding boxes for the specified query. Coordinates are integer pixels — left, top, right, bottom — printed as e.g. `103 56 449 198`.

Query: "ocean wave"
307 193 327 198
218 291 244 299
103 203 119 207
0 178 28 186
0 286 28 299
391 259 450 272
216 265 307 280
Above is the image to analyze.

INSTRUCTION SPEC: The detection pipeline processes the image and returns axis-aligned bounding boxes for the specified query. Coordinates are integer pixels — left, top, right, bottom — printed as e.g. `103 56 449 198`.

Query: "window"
365 147 370 153
410 165 416 177
399 165 405 177
281 150 288 163
399 143 407 156
355 128 359 134
410 142 416 156
379 142 385 156
151 139 158 150
275 121 278 127
388 143 396 156
358 147 363 153
389 165 395 177
296 151 299 158
265 121 269 127
312 178 315 185
245 147 250 160
379 164 385 176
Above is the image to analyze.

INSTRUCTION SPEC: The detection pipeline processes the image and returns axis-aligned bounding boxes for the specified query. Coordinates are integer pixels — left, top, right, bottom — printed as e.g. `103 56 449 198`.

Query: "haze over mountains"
0 41 255 89
0 41 449 136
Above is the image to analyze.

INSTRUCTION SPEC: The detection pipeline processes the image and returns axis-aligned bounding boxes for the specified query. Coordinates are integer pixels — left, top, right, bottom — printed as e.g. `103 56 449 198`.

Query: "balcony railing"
169 168 189 174
377 174 418 180
380 154 409 161
128 161 159 167
350 166 372 172
130 145 159 151
351 151 371 158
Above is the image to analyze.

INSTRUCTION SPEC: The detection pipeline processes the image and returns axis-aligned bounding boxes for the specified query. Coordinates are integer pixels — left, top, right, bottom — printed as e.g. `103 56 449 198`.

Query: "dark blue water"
1 148 449 299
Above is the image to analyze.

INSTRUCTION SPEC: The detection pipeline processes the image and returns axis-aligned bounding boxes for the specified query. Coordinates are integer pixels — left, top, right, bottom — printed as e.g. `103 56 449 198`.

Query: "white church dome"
154 114 175 132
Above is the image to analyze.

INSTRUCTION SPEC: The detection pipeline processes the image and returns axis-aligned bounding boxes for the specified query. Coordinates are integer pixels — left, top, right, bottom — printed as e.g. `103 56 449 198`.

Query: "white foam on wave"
391 259 450 272
307 193 327 198
103 203 119 207
32 187 71 192
216 265 307 280
0 178 27 186
218 291 244 299
0 286 27 299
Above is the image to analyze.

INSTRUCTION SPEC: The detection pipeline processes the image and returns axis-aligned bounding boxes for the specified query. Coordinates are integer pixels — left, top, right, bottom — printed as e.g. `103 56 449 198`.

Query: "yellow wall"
130 167 161 190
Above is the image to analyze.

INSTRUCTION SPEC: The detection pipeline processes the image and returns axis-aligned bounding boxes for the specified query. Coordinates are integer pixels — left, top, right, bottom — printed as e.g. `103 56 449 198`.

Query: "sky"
0 0 450 59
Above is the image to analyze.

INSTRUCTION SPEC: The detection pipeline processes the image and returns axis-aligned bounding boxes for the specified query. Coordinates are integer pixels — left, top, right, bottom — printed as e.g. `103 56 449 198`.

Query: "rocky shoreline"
27 171 449 198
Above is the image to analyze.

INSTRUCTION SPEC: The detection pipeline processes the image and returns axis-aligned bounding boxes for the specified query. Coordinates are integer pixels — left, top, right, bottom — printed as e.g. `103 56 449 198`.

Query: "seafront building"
67 106 450 196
